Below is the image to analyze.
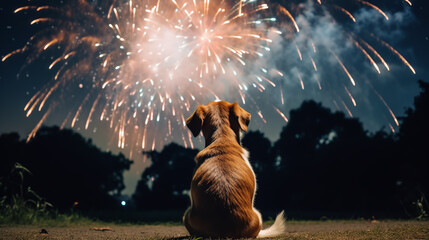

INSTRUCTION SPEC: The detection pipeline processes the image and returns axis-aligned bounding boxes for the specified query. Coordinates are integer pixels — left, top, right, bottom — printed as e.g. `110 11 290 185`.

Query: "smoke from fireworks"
3 0 416 157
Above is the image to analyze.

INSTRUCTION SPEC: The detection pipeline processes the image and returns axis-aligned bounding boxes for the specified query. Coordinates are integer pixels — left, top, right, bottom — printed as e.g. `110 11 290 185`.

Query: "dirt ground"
1 220 428 240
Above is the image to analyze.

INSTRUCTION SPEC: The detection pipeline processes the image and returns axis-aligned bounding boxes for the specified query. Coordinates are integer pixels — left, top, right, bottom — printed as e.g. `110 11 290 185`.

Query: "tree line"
0 127 132 211
133 80 428 219
1 80 428 219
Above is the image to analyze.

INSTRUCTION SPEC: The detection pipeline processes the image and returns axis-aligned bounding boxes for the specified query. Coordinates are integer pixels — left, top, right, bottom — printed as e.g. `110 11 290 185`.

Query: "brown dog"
183 101 285 238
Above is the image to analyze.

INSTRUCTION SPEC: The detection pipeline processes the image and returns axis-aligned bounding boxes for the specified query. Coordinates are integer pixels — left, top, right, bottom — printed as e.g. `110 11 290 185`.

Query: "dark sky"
1 0 428 195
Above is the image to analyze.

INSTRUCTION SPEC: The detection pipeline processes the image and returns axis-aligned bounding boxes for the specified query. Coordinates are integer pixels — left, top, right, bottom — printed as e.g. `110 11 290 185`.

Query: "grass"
0 192 105 227
0 200 188 227
0 206 102 227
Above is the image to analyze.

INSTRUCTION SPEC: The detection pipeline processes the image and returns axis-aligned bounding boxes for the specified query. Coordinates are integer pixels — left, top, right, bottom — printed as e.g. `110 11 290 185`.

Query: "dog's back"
183 101 285 238
184 139 261 237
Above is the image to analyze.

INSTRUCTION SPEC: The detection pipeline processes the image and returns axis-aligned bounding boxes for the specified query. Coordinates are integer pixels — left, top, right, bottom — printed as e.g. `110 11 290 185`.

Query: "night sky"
1 0 428 195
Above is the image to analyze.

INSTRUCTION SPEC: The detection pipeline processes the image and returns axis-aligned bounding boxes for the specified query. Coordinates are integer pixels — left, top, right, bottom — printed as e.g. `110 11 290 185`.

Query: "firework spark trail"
388 123 395 133
341 100 353 118
329 49 356 86
27 104 56 143
71 94 91 128
367 81 399 127
24 90 41 112
375 37 416 74
316 79 322 90
333 5 356 23
332 100 341 111
274 107 288 123
85 94 102 130
187 130 194 149
30 18 52 25
294 41 303 61
257 110 267 123
349 35 380 74
358 0 389 21
344 85 357 107
359 39 390 71
280 86 285 105
6 0 418 155
277 5 300 33
43 39 58 50
404 0 412 6
2 49 23 62
14 6 37 13
309 54 317 71
297 72 304 90
26 89 46 117
38 81 61 111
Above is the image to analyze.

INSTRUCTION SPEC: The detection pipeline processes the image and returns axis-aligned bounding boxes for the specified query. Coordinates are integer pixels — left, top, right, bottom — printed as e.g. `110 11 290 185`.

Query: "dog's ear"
186 105 207 137
230 102 251 132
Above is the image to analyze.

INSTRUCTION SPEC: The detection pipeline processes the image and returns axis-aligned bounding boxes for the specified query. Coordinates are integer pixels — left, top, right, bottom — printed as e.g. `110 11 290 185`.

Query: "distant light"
121 201 126 206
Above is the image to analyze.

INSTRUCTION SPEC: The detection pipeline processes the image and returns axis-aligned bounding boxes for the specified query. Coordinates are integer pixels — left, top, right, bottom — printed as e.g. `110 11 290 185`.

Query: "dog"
183 101 285 238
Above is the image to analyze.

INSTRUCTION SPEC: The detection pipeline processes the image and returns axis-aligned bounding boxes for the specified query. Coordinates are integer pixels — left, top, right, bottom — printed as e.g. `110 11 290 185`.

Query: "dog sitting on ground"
183 101 285 238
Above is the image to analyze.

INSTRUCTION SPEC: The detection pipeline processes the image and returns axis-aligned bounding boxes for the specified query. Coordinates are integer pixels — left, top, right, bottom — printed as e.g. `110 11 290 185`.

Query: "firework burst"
3 0 416 157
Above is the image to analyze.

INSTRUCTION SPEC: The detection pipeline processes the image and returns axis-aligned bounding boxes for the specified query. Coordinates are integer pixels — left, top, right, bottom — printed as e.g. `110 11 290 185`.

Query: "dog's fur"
183 101 285 238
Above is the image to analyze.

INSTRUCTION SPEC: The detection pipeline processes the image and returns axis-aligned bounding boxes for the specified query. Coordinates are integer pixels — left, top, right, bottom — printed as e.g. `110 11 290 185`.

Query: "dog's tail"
257 211 286 238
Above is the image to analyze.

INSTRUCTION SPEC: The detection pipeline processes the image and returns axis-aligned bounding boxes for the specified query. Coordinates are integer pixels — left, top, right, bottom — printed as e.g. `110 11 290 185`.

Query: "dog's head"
186 101 251 144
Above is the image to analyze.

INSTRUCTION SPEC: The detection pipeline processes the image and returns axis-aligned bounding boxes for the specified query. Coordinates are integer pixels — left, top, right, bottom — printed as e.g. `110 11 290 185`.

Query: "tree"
133 143 198 209
398 80 429 217
241 131 278 211
0 126 132 211
0 133 28 199
273 100 402 216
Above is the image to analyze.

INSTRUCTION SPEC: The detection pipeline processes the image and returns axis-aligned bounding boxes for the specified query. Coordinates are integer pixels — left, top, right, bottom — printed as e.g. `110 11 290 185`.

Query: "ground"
1 220 428 239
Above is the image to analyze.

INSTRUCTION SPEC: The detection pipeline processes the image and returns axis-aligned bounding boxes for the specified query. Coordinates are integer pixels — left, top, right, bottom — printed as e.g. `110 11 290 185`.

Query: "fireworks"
3 0 417 157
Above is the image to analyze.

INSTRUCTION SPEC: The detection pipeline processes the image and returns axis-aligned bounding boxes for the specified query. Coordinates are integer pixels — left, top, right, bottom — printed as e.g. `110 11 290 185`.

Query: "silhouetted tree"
273 100 403 216
241 131 278 211
0 133 27 198
0 126 132 211
133 143 197 209
316 126 402 215
397 80 429 216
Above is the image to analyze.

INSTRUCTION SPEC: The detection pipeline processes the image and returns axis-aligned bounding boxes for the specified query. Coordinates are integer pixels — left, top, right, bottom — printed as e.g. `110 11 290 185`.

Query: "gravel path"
1 220 428 239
